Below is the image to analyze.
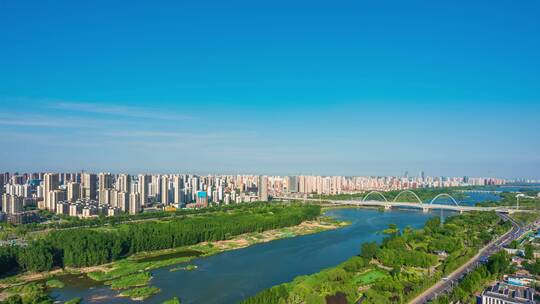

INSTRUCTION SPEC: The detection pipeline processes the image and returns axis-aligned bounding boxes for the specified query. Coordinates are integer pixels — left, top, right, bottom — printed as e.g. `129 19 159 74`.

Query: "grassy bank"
0 214 348 303
510 211 539 225
477 192 540 209
119 286 161 301
1 203 321 279
242 211 510 304
104 272 151 290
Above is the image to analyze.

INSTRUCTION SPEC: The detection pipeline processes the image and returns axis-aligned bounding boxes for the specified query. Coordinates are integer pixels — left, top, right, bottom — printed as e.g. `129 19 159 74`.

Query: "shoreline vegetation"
241 211 512 304
1 187 536 303
0 203 349 302
430 251 512 304
476 192 540 210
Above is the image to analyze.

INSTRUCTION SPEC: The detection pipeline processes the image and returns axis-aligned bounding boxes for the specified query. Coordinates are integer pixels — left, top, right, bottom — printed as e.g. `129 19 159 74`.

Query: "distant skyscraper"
47 190 66 212
161 175 169 204
288 176 298 193
98 172 113 204
82 173 97 200
192 176 200 189
43 173 59 210
67 182 81 202
258 175 268 201
117 174 131 193
117 191 129 212
1 194 23 215
129 192 141 214
151 175 162 199
173 175 183 205
98 172 113 190
138 174 150 206
298 176 306 193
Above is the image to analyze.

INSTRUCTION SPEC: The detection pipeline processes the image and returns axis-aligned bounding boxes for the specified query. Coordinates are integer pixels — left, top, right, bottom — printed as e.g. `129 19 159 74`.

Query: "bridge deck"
275 197 530 214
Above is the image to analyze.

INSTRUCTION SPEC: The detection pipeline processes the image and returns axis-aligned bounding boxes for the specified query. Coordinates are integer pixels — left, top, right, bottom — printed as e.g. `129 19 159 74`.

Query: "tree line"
13 201 271 235
431 251 511 304
0 203 320 276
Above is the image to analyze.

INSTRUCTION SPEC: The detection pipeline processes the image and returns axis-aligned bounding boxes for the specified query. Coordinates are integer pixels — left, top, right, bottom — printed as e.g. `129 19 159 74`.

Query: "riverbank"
241 211 511 304
45 208 450 303
0 216 349 302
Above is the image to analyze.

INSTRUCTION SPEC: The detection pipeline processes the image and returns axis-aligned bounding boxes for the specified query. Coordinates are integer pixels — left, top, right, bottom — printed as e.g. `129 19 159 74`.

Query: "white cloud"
49 101 191 120
0 118 65 127
102 130 258 140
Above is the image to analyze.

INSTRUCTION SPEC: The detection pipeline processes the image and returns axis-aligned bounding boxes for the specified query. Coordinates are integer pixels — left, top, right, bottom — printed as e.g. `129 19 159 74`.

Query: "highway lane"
409 213 525 304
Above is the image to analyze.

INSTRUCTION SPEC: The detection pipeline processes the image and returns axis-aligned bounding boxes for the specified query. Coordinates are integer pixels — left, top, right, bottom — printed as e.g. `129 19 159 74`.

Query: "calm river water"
51 192 499 303
51 208 445 303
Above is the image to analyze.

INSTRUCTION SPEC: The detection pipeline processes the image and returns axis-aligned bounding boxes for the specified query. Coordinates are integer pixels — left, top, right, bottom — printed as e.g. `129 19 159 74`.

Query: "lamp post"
516 193 525 210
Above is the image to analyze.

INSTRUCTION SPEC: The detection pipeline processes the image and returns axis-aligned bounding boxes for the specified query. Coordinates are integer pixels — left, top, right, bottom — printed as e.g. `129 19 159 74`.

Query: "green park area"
0 203 344 303
352 269 388 285
242 211 512 304
477 192 540 210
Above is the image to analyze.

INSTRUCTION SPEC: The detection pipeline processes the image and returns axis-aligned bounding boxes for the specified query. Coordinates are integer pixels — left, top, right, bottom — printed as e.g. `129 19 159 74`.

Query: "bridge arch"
392 190 423 204
428 193 460 207
362 191 388 202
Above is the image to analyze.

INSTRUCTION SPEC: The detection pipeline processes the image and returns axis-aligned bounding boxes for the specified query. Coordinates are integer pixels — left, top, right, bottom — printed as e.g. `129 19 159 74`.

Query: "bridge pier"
384 204 391 210
422 207 430 213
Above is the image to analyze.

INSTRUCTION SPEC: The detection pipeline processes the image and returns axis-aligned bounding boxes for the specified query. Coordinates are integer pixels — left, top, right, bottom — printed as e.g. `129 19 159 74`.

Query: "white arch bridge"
275 190 528 214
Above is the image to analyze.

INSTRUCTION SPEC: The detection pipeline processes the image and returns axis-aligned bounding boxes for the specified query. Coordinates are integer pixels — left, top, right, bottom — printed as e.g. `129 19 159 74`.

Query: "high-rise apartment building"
2 194 23 215
288 176 298 193
117 174 131 193
67 182 81 202
98 172 113 204
117 191 129 212
129 192 141 215
82 173 97 200
258 175 268 201
47 190 66 212
161 175 169 204
98 172 113 189
43 173 59 210
138 174 150 206
173 175 183 205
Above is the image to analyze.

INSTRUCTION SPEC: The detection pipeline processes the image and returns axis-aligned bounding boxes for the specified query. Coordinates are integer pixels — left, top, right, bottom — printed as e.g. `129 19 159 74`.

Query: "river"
51 192 499 303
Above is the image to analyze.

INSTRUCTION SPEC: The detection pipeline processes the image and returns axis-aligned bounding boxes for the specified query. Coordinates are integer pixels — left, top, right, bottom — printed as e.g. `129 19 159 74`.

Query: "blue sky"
1 0 539 177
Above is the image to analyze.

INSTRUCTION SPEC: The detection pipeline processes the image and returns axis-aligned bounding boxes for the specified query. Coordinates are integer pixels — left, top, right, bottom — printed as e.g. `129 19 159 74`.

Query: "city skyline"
1 1 540 178
0 170 510 220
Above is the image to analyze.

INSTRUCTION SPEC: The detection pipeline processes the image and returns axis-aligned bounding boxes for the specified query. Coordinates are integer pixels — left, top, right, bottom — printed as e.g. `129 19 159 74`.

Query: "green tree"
487 251 510 275
4 295 23 304
16 240 54 272
1 203 322 277
525 244 534 260
360 242 379 261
